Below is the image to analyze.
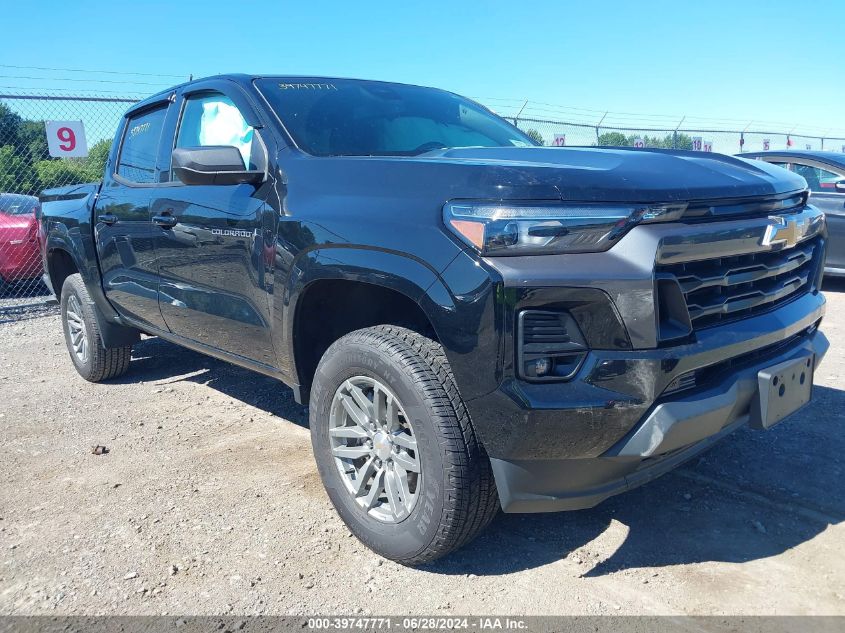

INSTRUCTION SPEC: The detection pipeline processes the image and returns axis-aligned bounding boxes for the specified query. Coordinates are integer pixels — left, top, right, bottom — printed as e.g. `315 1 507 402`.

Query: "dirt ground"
1 281 843 617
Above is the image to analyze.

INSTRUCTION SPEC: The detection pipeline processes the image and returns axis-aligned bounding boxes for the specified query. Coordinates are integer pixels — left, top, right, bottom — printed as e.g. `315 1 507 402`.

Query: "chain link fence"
510 117 845 155
2 91 844 319
0 93 135 315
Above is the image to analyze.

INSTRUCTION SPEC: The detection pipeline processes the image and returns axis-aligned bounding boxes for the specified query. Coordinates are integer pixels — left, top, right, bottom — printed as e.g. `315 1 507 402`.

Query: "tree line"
0 103 110 196
596 131 695 149
523 127 695 149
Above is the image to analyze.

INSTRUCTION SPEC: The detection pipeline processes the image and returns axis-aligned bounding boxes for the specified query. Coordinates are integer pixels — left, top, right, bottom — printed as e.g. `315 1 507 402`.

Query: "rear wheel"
310 325 499 565
60 273 132 382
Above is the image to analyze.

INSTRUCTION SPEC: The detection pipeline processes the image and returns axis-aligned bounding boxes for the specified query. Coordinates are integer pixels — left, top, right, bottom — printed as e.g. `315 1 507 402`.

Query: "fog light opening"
530 357 552 378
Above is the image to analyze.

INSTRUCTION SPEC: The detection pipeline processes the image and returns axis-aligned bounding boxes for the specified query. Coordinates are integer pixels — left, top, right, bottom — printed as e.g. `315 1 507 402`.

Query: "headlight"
444 201 687 255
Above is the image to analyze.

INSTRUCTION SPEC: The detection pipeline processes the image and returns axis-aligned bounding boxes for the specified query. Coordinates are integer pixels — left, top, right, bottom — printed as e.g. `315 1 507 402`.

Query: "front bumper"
491 326 827 512
464 292 828 513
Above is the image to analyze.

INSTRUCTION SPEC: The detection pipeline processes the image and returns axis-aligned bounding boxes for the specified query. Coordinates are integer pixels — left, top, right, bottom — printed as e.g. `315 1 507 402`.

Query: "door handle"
97 213 118 226
152 213 178 229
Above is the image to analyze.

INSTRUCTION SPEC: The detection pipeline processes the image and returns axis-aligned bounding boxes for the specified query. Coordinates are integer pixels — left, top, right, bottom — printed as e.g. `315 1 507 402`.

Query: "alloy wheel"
328 376 421 523
65 294 89 364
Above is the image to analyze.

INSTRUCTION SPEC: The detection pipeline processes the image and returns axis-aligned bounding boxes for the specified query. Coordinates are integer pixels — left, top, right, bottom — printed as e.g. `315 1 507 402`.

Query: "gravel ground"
0 294 55 325
1 281 843 616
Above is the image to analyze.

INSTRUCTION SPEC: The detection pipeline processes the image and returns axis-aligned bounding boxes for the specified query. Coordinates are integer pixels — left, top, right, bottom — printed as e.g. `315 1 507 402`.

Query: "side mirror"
172 146 264 186
835 179 845 193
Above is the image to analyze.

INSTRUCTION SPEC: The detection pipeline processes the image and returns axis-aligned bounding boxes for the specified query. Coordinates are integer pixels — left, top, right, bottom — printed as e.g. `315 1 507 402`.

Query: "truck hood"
281 146 810 275
414 146 807 203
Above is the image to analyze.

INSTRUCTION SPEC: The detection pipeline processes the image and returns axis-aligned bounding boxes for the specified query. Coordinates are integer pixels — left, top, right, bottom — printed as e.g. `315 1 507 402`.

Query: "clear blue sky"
2 0 843 133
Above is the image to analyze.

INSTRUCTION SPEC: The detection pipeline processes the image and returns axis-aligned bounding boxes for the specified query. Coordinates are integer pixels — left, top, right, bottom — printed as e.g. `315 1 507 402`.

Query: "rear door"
95 100 171 330
150 82 277 367
790 160 845 271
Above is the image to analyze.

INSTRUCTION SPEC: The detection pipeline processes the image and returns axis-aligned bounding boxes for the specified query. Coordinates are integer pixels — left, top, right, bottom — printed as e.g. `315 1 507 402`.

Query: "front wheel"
310 325 499 565
60 273 132 382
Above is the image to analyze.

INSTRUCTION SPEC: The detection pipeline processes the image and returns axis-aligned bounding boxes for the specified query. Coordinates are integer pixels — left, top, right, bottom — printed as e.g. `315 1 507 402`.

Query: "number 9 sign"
45 120 88 158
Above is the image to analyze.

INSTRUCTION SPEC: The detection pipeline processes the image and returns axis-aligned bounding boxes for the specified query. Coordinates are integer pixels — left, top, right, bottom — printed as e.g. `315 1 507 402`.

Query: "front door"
151 89 277 367
95 102 170 331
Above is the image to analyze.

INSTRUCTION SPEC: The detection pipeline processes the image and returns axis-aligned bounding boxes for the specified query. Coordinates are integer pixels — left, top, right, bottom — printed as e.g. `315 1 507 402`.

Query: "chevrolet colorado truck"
40 75 829 565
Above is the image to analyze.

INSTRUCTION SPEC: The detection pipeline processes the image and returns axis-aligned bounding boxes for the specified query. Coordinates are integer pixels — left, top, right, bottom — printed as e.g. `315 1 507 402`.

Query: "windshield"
255 78 536 157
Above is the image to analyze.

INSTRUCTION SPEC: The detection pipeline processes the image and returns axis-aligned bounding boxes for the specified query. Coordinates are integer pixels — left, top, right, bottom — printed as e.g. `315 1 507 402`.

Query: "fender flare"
46 227 139 348
282 246 446 386
282 245 502 406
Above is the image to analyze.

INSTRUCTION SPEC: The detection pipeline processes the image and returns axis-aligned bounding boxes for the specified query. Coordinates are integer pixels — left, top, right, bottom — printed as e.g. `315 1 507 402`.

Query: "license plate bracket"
750 354 814 430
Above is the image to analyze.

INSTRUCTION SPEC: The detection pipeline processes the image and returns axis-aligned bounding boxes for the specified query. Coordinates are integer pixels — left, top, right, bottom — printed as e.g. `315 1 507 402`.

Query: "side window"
792 162 843 193
175 94 256 172
117 106 168 184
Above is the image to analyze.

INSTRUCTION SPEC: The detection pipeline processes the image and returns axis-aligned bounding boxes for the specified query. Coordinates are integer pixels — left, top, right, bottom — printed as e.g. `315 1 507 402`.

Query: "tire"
310 325 499 565
60 273 132 382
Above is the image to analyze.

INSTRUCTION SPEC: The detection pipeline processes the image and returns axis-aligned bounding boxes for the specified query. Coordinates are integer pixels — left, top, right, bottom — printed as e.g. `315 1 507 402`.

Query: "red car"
0 193 43 291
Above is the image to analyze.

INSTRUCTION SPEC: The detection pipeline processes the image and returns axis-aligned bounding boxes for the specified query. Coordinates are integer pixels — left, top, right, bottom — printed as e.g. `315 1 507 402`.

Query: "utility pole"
596 111 608 145
514 100 528 128
740 121 753 153
673 116 685 149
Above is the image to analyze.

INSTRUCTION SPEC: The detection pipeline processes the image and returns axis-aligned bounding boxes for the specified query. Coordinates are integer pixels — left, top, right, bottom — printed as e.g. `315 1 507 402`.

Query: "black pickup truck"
40 74 829 565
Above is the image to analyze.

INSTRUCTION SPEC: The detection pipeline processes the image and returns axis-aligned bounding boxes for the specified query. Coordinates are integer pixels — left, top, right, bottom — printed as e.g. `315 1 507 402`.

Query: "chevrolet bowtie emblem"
762 215 803 249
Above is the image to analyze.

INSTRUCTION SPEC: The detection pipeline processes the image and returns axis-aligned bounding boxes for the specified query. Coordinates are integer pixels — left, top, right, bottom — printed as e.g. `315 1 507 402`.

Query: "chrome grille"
657 237 821 330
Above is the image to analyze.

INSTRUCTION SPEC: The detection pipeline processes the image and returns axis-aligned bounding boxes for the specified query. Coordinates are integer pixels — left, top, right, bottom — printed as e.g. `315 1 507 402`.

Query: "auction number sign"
633 138 645 148
45 120 88 158
552 134 566 147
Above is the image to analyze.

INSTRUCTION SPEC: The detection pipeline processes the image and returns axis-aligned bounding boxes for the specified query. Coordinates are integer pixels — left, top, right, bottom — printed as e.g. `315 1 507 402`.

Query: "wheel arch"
46 232 139 349
286 247 447 403
45 245 80 298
